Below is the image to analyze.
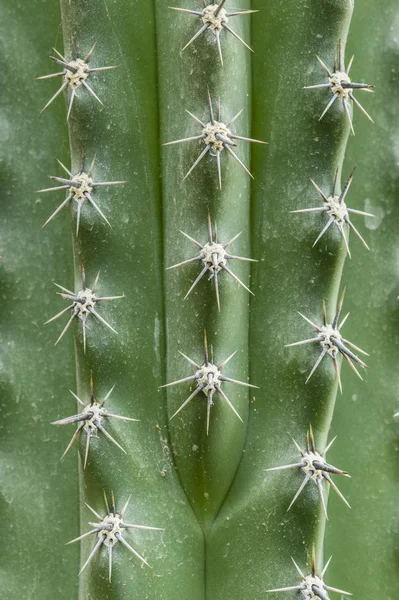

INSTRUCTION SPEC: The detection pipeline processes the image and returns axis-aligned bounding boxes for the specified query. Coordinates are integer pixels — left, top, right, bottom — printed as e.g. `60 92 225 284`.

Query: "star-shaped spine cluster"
38 42 116 119
286 289 368 391
161 330 258 434
291 166 374 257
304 39 373 134
267 544 351 599
266 426 350 518
68 492 164 581
170 0 258 65
38 154 126 234
52 375 139 468
164 90 267 188
45 265 124 352
167 213 256 311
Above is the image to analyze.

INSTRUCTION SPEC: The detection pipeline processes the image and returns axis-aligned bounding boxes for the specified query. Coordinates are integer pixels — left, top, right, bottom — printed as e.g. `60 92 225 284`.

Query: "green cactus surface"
0 0 398 599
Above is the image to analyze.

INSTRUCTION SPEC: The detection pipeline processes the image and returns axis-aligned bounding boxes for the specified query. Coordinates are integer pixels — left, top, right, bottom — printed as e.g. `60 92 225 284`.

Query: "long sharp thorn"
285 336 323 348
100 384 116 406
287 473 312 511
322 436 337 456
183 145 210 180
108 545 113 583
214 268 221 312
215 0 227 16
60 422 85 460
181 24 209 52
316 478 328 520
36 71 65 80
66 88 76 121
306 348 328 383
41 81 68 113
184 265 209 299
321 555 333 578
291 558 305 579
70 390 86 406
216 151 222 190
54 311 77 345
52 413 89 426
185 109 206 127
170 385 204 420
163 135 206 146
339 166 356 203
166 255 203 270
115 533 151 568
215 384 243 423
83 429 91 469
311 543 316 576
86 193 111 227
44 304 74 325
178 351 200 368
340 337 369 356
230 134 267 144
216 31 223 65
265 463 305 472
179 230 204 248
78 535 105 575
346 217 370 250
227 10 259 16
84 42 97 63
313 216 334 247
315 55 332 76
310 178 329 202
169 7 203 16
322 298 327 326
343 98 355 135
218 350 237 369
66 528 100 545
95 421 126 453
88 307 118 334
342 354 363 380
350 93 374 123
222 23 253 52
224 145 253 178
319 93 338 121
159 375 197 389
219 375 258 389
265 586 304 593
332 356 342 393
76 201 82 236
206 392 212 436
207 88 214 123
37 185 70 193
52 48 67 61
88 66 118 72
221 264 254 295
226 108 244 127
324 585 352 596
347 208 375 217
85 503 103 520
323 472 351 508
82 80 103 105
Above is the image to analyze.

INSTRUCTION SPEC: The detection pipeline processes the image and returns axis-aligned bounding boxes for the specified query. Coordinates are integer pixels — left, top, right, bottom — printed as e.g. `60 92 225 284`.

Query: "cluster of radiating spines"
38 153 126 234
67 491 164 582
266 426 350 519
286 288 368 392
161 330 258 435
52 374 139 469
305 39 373 135
44 265 123 352
170 0 257 65
164 89 267 188
167 213 256 311
267 544 351 599
38 42 116 119
292 166 374 257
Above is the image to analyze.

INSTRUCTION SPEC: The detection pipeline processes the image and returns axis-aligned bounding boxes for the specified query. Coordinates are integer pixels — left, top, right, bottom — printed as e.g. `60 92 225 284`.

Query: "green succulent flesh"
0 1 398 599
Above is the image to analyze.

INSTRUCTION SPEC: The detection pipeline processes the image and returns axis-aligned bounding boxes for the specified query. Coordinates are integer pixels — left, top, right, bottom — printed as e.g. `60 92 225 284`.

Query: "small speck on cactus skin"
67 492 164 582
266 544 351 598
44 264 124 352
169 0 258 65
265 425 350 519
37 42 117 120
37 154 126 234
286 288 368 392
164 89 267 188
166 212 256 311
304 39 374 135
160 330 258 435
291 166 374 257
52 374 139 469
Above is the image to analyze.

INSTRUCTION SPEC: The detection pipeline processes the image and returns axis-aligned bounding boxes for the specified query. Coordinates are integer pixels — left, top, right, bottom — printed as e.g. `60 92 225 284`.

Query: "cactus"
1 0 398 599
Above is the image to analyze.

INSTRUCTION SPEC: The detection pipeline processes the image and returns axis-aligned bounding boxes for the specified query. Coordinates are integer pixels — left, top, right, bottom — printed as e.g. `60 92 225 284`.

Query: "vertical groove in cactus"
0 1 78 598
326 0 399 596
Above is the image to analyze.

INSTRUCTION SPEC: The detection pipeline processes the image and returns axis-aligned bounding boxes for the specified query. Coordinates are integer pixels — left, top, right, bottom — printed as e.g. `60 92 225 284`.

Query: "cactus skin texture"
0 0 398 599
326 1 399 597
